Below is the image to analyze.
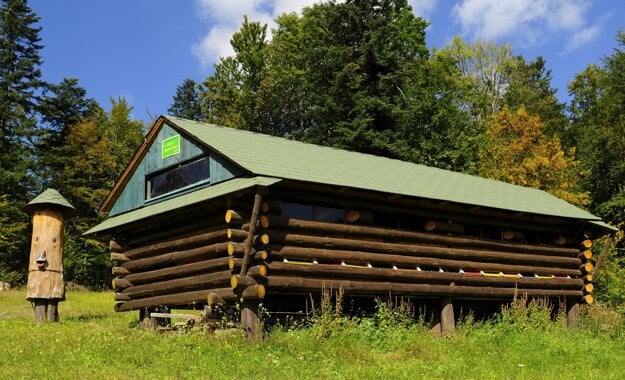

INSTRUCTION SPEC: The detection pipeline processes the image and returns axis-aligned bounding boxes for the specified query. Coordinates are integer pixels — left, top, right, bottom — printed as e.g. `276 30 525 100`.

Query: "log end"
580 239 592 249
229 257 236 270
231 275 239 289
110 252 129 262
227 243 235 256
259 234 270 245
260 215 270 229
584 283 594 294
109 240 124 252
581 262 594 274
345 210 361 223
580 250 593 260
259 265 267 277
241 284 265 299
256 284 266 298
583 294 594 305
424 220 436 232
257 250 268 260
584 274 593 283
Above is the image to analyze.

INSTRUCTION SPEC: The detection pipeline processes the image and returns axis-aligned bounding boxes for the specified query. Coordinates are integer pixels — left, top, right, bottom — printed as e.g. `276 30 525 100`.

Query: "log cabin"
86 115 616 336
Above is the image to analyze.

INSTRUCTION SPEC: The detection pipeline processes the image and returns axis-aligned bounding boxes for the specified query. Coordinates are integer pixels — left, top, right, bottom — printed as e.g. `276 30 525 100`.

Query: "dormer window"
146 156 209 199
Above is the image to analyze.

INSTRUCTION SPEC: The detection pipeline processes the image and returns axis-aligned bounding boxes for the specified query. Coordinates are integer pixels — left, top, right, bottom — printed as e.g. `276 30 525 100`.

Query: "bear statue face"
35 250 47 270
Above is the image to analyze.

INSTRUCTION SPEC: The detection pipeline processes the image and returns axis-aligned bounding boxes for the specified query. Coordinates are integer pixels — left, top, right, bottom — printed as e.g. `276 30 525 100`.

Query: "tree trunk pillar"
567 299 580 329
241 300 260 341
440 297 455 336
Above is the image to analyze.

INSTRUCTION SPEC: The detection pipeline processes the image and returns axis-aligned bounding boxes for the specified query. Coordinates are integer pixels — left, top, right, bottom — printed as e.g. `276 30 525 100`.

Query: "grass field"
1 289 625 379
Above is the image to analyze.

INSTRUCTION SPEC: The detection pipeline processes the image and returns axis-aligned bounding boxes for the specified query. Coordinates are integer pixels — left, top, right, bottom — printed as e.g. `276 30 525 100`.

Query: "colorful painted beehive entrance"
87 116 615 336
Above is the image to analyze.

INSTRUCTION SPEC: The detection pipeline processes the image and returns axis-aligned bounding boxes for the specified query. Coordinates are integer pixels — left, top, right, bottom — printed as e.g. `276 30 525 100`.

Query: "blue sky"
30 0 625 122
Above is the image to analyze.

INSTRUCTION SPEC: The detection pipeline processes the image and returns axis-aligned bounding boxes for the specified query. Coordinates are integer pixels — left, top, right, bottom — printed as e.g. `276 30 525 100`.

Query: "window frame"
145 155 210 202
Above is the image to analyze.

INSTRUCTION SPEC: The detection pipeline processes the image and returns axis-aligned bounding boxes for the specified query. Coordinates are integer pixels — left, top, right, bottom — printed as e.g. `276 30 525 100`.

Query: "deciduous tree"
479 107 588 206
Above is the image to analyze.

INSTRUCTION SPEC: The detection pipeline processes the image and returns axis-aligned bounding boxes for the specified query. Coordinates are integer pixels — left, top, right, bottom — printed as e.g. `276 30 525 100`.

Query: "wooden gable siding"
109 122 242 216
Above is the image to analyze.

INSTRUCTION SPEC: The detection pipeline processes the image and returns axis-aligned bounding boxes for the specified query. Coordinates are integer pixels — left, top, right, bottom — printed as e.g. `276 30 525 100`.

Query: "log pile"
235 204 593 304
110 207 266 312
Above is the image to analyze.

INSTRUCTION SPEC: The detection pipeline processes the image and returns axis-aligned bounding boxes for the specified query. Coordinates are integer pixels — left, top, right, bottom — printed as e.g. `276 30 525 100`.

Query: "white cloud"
566 25 601 52
452 0 600 51
192 0 326 68
409 0 437 16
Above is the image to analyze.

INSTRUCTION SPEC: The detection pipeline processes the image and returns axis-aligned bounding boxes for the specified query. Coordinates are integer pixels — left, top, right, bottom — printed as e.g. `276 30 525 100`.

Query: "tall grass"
1 289 625 379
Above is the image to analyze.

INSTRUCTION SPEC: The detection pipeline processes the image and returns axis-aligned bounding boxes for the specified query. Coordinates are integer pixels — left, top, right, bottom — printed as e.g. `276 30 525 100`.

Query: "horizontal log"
225 210 247 224
264 262 584 290
264 275 583 299
114 293 131 301
580 240 592 249
270 188 571 234
503 230 525 241
268 245 581 277
123 257 231 285
267 232 581 268
247 265 267 278
121 270 232 299
554 236 576 246
112 266 130 276
259 215 270 229
122 242 244 272
149 312 203 320
253 234 270 246
111 252 129 262
580 262 594 274
424 219 464 235
122 228 246 260
261 215 578 257
345 210 373 224
123 214 228 246
261 199 282 214
115 287 240 312
231 274 258 289
109 240 123 252
112 277 132 290
229 258 243 270
579 250 593 260
254 251 269 261
241 285 265 299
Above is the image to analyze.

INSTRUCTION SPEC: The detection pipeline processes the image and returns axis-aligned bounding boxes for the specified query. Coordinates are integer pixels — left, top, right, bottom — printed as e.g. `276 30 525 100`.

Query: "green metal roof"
85 176 280 235
23 188 75 217
166 116 600 221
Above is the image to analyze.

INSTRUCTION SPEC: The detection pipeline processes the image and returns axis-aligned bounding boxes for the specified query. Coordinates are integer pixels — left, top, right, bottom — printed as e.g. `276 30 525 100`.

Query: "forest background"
1 0 624 308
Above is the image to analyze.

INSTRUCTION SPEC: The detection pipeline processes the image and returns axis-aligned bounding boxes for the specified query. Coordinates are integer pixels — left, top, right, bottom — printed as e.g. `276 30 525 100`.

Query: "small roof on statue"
23 188 75 217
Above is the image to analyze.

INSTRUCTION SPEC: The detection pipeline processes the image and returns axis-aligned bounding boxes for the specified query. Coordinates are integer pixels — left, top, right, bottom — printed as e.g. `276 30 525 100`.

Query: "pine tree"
168 78 203 120
37 77 100 189
0 0 45 200
503 56 568 139
0 0 45 285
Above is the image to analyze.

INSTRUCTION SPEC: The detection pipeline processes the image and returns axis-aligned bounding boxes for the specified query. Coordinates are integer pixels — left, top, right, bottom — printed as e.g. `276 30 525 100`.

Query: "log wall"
109 191 594 314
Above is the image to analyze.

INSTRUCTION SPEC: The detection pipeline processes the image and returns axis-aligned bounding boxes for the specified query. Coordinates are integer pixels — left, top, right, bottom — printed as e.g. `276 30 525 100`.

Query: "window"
281 202 345 223
147 157 209 199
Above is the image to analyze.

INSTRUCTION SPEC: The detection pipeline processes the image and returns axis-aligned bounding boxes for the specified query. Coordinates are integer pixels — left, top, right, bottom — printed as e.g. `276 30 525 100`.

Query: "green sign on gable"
162 135 181 159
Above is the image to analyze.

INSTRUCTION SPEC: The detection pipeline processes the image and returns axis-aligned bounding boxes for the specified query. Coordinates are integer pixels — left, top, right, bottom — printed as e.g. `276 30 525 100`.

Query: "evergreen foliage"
0 0 44 200
168 78 203 120
568 31 625 237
